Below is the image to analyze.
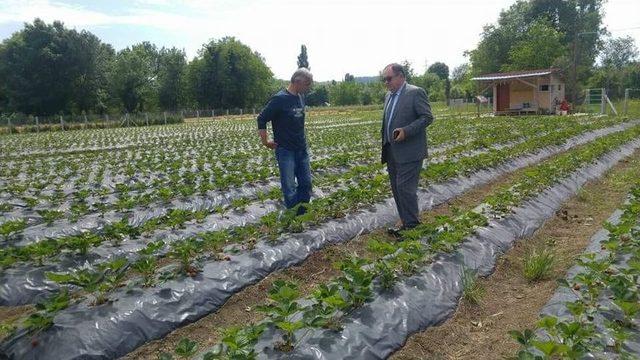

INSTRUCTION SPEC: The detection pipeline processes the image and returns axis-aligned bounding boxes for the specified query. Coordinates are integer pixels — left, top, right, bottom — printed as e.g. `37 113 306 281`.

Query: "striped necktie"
385 92 396 144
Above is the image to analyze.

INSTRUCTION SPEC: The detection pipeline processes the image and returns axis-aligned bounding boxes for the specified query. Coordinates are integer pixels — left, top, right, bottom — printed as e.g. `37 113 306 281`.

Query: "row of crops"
1 108 640 359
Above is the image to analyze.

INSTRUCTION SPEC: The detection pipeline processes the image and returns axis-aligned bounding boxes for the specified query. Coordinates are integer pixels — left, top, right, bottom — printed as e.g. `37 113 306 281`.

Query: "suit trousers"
384 144 423 227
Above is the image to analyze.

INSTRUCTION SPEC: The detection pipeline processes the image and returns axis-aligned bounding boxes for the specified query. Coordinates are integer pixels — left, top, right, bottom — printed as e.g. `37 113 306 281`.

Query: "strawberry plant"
36 209 64 225
174 337 198 358
256 280 304 352
204 324 266 360
169 238 201 276
0 219 27 239
335 257 374 309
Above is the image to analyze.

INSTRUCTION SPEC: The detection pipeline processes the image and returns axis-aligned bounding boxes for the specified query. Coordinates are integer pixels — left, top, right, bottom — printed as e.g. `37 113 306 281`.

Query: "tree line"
0 19 275 116
2 0 638 117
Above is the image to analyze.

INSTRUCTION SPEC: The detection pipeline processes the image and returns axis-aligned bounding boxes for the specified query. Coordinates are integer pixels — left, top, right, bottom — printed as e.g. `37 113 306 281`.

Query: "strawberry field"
1 108 640 359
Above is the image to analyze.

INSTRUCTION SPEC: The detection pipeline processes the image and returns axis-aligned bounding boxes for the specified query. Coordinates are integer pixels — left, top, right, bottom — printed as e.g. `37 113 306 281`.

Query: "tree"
587 37 639 99
330 81 361 105
468 0 605 75
450 63 475 99
157 47 187 110
503 20 565 71
188 37 273 109
297 44 309 69
400 60 415 82
344 73 355 82
306 85 329 106
0 19 113 115
109 42 159 113
427 62 449 80
427 62 450 100
601 36 638 69
413 73 444 101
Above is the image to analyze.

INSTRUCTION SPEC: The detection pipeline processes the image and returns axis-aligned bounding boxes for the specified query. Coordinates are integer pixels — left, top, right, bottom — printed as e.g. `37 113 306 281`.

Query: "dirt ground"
390 153 640 359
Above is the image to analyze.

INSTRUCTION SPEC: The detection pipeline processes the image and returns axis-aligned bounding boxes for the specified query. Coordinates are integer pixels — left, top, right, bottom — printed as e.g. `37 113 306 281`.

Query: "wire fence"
0 107 268 135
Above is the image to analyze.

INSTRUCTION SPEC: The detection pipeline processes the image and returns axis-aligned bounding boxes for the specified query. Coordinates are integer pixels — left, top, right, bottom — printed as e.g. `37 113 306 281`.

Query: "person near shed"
257 68 313 215
559 98 570 115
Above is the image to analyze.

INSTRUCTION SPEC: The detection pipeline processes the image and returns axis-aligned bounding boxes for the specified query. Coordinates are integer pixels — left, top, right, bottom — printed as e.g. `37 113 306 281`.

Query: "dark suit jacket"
381 83 434 164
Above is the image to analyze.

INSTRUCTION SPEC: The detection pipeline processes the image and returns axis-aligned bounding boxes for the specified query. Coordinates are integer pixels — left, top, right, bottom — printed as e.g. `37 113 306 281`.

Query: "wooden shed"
471 68 565 115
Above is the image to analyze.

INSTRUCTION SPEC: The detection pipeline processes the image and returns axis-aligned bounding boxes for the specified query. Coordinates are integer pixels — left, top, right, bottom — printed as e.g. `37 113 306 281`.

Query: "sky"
0 0 638 82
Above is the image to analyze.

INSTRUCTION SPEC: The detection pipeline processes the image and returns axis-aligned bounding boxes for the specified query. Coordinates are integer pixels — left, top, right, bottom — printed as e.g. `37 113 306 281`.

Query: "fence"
448 97 493 115
0 111 188 135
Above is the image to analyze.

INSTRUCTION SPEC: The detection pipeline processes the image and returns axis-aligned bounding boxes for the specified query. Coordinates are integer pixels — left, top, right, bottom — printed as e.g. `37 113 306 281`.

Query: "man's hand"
258 129 277 149
263 140 278 149
392 128 406 142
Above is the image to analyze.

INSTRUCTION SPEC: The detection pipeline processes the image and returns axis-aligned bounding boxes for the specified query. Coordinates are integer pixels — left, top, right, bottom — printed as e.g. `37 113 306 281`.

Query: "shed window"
539 84 549 92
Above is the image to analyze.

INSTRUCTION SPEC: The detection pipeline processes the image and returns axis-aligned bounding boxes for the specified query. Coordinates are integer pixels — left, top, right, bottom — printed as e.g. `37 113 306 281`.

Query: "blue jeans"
275 147 312 209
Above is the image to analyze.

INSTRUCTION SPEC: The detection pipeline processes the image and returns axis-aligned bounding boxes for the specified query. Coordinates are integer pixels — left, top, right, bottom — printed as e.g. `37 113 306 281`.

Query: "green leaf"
174 337 198 357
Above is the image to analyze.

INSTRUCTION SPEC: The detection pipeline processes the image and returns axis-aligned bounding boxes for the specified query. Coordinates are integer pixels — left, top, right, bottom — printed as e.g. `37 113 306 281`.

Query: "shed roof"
471 68 561 81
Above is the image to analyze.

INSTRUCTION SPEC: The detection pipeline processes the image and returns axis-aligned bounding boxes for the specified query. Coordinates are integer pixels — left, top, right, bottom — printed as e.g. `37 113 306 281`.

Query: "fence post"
226 109 229 116
211 109 214 117
60 115 64 130
600 88 606 115
126 113 130 127
196 110 200 119
35 115 39 133
181 110 184 120
163 112 167 125
145 113 149 126
83 112 88 128
239 108 243 115
252 108 255 115
7 116 12 134
624 88 629 115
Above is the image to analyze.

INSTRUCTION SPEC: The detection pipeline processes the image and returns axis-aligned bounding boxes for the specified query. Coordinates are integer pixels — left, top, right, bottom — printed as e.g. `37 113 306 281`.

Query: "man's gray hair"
385 63 406 78
291 68 313 83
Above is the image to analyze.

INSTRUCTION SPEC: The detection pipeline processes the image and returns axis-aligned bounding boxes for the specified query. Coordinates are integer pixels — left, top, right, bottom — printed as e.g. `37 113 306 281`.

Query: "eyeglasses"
382 75 396 83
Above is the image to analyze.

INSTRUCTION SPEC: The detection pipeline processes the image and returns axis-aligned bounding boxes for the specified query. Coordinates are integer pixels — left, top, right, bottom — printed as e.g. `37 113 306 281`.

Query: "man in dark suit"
381 63 434 236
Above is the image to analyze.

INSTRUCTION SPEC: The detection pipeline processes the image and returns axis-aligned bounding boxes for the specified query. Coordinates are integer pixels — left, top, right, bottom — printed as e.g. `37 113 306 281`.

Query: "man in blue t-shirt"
257 68 313 214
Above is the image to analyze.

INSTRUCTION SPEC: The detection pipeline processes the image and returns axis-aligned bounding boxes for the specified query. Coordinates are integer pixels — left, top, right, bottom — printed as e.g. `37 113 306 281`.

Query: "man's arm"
401 87 433 139
257 97 278 149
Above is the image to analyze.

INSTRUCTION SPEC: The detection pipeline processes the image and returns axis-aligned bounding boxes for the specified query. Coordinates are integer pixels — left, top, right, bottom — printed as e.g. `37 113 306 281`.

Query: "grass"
461 268 485 305
522 247 555 283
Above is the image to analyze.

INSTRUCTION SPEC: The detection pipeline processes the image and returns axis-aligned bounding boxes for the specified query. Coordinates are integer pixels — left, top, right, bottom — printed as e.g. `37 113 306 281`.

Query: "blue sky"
0 0 638 81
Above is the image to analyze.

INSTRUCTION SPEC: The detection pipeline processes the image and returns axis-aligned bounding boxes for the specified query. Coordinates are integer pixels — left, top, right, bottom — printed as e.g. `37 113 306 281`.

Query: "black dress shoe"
386 227 403 238
295 204 307 216
387 223 420 239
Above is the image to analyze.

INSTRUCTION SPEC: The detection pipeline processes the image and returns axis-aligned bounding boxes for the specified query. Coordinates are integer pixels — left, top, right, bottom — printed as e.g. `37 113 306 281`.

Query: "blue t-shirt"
257 89 307 151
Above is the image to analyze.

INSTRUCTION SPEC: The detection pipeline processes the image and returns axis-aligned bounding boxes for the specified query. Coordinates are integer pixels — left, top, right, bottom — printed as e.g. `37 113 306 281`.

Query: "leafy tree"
413 73 444 101
188 37 272 109
400 60 415 82
297 44 309 69
330 81 361 105
344 73 355 82
427 62 449 80
450 63 475 99
503 20 565 71
306 85 329 106
601 36 638 69
427 62 450 99
0 18 113 115
468 0 605 75
109 42 159 113
157 47 187 110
